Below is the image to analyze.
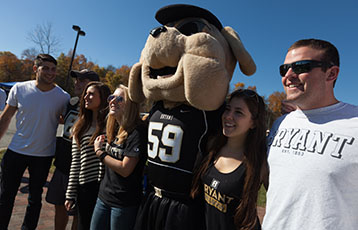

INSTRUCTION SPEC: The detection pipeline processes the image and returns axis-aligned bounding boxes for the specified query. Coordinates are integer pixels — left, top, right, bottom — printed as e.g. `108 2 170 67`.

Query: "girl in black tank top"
191 89 268 230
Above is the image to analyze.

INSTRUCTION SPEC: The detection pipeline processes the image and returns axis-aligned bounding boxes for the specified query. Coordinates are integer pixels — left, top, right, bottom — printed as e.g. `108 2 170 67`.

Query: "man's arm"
0 104 17 140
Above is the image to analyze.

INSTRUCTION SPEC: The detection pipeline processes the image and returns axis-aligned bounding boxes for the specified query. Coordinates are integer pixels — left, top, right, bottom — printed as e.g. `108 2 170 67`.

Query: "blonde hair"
106 85 142 144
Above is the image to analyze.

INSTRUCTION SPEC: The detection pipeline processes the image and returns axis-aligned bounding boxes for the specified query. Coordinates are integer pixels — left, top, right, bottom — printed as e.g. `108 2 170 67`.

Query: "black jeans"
76 181 100 230
0 149 52 230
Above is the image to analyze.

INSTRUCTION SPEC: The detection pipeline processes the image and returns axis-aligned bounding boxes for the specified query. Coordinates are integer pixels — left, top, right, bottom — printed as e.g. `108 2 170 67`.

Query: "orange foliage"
0 52 29 82
234 82 245 89
268 91 286 115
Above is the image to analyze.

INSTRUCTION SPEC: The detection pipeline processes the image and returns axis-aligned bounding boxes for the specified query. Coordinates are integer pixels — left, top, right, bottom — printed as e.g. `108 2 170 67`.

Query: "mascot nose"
150 26 167 37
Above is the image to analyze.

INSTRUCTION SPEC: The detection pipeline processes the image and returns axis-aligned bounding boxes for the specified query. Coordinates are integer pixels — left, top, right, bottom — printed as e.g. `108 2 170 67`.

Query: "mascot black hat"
155 4 223 30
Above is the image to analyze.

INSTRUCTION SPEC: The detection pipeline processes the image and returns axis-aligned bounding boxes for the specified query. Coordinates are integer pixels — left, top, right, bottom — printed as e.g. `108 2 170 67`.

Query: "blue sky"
1 0 357 105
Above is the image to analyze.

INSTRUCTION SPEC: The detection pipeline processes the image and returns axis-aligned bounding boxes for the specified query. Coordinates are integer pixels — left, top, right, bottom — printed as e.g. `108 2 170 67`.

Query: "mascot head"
128 4 256 110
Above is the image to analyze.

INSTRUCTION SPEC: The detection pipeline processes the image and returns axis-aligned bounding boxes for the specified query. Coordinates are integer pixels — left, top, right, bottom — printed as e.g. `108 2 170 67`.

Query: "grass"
0 149 5 160
257 185 267 207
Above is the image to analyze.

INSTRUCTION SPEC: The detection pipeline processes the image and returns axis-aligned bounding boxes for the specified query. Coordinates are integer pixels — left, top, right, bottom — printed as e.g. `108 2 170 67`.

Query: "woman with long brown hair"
64 81 111 230
191 88 268 230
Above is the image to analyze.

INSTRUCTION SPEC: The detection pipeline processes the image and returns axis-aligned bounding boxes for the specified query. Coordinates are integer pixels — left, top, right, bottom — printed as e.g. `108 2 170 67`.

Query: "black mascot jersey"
147 101 221 195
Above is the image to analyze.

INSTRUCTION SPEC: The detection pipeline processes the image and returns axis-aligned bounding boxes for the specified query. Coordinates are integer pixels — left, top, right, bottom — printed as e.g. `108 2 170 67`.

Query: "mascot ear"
221 26 256 76
128 62 146 103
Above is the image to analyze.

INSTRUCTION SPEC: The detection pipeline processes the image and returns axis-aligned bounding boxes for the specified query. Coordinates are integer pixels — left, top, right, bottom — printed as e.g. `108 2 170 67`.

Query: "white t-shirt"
7 80 70 157
263 102 358 230
0 88 6 110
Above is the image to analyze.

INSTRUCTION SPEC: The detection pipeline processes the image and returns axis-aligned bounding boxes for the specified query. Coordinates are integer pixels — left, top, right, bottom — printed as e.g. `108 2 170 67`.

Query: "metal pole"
65 31 81 89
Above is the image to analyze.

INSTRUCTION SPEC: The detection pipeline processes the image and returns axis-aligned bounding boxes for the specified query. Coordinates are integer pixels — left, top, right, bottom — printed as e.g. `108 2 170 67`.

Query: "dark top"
147 101 222 195
202 163 246 230
98 124 147 207
54 98 79 174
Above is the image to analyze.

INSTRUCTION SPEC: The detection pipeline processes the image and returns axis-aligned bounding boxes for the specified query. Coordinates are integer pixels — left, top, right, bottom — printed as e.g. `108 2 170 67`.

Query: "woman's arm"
100 152 139 177
94 134 140 177
65 138 81 201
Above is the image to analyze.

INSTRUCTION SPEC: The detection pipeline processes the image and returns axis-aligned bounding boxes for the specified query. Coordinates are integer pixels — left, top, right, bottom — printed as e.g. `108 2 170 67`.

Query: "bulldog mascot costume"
128 4 256 230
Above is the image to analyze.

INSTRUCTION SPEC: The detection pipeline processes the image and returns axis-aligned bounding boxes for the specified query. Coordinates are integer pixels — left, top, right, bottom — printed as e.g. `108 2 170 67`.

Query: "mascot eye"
176 20 207 36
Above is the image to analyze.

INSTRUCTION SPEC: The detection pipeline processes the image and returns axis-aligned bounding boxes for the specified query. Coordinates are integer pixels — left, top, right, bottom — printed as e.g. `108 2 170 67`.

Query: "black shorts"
46 168 69 205
134 189 205 230
46 168 77 215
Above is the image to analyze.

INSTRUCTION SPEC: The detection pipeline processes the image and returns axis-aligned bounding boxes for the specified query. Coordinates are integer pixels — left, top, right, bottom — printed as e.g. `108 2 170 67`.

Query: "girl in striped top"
65 81 111 230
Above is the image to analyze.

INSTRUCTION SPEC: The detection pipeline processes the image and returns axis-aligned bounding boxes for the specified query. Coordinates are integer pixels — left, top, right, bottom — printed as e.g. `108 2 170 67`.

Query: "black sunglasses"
167 18 208 36
236 89 261 103
107 95 124 103
279 60 332 77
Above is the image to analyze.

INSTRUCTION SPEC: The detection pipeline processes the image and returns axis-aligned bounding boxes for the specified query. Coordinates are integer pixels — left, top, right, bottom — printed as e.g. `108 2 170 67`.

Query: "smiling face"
108 88 126 119
34 61 57 86
222 97 254 140
83 85 101 112
282 46 336 110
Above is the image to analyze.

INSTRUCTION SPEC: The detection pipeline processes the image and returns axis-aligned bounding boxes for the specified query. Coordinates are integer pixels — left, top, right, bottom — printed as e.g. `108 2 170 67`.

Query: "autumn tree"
0 49 132 98
22 59 35 80
267 91 286 128
92 65 107 80
234 82 245 89
0 52 26 82
101 65 129 91
55 51 98 94
115 65 130 86
104 71 117 91
27 22 61 55
56 53 71 92
21 48 38 61
233 81 257 92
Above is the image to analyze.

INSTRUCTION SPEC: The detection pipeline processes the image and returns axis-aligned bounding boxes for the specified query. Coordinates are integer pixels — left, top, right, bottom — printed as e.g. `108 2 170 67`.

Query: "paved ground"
1 112 73 229
8 170 74 230
2 112 266 229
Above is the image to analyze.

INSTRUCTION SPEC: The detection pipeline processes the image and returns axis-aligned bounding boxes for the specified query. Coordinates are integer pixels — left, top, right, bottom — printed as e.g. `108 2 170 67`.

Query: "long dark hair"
72 81 111 146
191 88 267 230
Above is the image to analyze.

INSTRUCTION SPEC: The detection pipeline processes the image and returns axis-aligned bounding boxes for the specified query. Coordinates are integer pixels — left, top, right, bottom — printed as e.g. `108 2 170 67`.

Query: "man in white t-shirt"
0 88 6 110
263 39 358 230
0 54 70 230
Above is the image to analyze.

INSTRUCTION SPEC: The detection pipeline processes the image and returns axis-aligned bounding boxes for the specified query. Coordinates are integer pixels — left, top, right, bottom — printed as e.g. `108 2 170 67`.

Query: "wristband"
95 149 102 155
98 151 108 162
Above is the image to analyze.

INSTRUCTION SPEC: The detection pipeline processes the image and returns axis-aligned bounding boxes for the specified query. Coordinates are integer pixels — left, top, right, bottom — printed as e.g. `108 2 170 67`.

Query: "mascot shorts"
134 190 205 230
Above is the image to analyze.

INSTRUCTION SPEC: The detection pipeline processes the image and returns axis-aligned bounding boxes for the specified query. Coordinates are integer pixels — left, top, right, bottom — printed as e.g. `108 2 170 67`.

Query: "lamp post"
65 25 85 89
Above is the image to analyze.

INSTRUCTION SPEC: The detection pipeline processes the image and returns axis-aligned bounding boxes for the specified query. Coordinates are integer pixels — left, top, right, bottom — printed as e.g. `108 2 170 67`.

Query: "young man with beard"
0 54 70 230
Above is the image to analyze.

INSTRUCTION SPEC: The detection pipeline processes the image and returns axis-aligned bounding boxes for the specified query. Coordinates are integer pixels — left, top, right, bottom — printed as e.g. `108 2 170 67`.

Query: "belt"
153 186 189 201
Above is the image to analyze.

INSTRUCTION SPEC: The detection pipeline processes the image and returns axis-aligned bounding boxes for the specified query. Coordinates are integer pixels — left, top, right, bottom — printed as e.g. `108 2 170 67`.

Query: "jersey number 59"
148 122 183 163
